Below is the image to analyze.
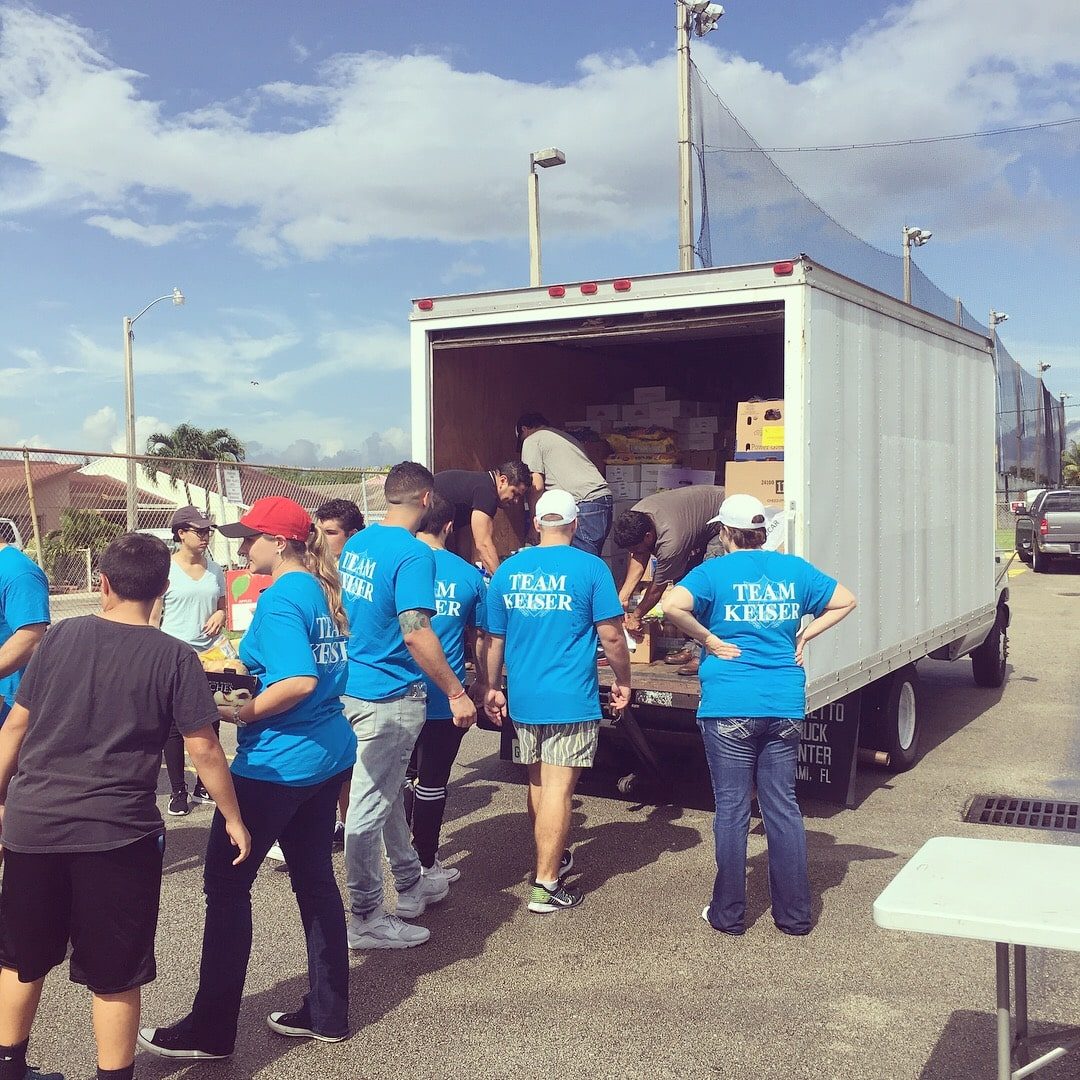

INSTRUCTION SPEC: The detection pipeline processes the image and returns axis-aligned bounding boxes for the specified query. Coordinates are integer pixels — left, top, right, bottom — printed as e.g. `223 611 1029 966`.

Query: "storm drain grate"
965 795 1080 833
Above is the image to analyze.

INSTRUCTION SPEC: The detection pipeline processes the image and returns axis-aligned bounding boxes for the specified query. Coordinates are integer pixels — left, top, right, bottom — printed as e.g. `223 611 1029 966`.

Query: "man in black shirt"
433 461 529 575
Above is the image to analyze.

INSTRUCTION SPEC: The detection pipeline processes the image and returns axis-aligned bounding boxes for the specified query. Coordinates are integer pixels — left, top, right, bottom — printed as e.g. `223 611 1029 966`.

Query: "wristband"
448 687 467 702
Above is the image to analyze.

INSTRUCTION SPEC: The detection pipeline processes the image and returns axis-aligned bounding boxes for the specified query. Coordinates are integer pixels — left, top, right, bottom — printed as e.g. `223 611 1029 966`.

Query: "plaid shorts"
513 720 599 768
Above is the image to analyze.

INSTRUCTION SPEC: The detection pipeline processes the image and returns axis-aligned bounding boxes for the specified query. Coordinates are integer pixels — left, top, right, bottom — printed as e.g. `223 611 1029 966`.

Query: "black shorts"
0 831 165 993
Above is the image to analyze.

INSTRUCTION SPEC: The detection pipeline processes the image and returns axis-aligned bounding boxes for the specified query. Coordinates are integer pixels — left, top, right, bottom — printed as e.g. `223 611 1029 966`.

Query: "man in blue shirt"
406 493 487 884
0 525 50 725
484 490 632 914
339 462 477 950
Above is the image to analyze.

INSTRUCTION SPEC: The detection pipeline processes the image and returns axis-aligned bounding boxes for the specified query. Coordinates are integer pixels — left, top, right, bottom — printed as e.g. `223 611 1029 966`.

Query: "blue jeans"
343 689 428 917
190 769 351 1046
572 495 613 556
698 716 810 935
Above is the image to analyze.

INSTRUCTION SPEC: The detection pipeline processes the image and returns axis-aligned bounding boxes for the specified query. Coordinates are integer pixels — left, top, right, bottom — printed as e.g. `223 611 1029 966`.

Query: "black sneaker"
24 1067 65 1079
190 781 214 804
559 849 574 879
137 1018 232 1060
167 790 190 817
266 1009 347 1043
528 880 584 913
332 821 346 850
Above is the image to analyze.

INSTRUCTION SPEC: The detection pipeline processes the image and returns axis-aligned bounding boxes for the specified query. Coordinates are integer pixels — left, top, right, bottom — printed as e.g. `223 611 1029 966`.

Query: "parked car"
1015 489 1080 571
0 517 24 548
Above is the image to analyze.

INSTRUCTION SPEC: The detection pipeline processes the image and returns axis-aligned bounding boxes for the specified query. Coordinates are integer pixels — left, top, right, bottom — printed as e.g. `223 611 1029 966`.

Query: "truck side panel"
801 285 995 708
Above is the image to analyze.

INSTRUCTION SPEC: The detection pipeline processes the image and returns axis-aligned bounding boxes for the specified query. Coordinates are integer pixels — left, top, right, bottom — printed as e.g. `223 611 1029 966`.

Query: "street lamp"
677 1 724 271
528 148 566 287
988 309 1011 484
123 287 185 530
1035 361 1051 484
901 226 932 304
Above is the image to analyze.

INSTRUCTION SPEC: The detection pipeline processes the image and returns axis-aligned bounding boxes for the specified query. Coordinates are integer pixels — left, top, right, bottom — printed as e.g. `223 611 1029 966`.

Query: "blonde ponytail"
296 524 349 634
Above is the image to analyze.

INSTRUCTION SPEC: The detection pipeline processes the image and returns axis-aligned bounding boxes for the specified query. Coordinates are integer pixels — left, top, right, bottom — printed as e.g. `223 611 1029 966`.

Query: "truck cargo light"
548 285 566 298
416 299 434 311
613 279 633 292
773 262 794 276
580 282 598 295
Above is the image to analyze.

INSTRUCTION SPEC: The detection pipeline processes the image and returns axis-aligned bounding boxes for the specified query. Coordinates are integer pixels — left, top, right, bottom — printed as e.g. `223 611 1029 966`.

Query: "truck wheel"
878 666 922 772
1016 544 1032 565
971 620 1008 688
1032 544 1050 573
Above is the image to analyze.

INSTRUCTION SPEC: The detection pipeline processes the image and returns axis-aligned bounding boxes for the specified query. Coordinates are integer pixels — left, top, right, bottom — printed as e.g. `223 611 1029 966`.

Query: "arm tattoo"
399 609 432 634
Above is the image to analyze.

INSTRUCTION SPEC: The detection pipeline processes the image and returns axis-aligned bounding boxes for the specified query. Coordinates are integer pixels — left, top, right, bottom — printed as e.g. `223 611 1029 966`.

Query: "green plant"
143 424 246 506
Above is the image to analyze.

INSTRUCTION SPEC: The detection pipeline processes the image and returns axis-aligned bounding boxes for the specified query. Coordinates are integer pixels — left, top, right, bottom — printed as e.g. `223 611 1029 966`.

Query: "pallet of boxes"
573 385 733 665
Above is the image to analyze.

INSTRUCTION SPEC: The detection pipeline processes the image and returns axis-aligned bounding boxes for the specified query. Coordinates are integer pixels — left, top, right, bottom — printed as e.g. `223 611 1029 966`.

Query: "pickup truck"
1015 489 1080 571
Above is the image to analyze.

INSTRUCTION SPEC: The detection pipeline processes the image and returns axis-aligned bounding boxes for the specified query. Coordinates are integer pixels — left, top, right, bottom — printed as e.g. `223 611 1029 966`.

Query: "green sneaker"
528 880 583 914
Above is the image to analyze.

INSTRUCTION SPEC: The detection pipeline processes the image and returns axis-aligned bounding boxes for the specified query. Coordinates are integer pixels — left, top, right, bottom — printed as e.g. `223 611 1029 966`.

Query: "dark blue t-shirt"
0 546 50 724
486 545 623 725
678 550 837 720
235 571 355 786
423 547 487 721
340 524 437 702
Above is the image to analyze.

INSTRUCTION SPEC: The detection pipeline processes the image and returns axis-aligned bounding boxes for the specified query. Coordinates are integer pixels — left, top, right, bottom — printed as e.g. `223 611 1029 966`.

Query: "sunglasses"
184 527 212 538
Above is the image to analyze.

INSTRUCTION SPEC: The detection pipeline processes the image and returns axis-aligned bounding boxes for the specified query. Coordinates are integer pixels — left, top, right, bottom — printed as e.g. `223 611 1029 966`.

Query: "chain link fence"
0 446 389 619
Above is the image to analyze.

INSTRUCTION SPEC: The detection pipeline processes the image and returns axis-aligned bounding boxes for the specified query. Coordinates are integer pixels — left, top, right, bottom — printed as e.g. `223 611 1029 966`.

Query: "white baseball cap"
535 489 579 526
709 493 767 530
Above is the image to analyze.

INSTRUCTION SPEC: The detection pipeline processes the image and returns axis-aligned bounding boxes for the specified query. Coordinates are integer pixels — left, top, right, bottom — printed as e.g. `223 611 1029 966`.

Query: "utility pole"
676 2 694 272
1035 361 1051 485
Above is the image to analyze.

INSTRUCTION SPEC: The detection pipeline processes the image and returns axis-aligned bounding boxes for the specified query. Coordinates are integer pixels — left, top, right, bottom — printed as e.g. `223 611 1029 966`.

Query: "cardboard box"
586 403 620 422
638 479 663 496
609 480 642 500
657 466 716 489
639 463 668 483
724 460 785 511
675 416 720 435
633 385 678 404
647 400 698 425
621 403 654 423
735 399 785 453
683 432 725 451
606 464 641 483
687 450 724 472
225 569 274 632
629 623 658 665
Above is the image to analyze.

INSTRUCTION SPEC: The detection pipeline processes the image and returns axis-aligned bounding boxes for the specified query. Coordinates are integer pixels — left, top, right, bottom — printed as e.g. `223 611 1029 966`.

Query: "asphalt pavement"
20 561 1080 1079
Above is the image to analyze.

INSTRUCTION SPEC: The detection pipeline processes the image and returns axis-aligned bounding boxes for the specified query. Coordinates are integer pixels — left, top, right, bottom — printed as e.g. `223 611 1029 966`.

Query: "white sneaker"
422 857 461 884
395 871 450 918
347 910 430 950
265 842 286 863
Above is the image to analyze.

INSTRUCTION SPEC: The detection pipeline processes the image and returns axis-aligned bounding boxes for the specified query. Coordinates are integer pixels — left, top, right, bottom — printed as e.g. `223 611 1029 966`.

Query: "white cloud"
80 404 117 449
85 215 204 246
2 2 1072 262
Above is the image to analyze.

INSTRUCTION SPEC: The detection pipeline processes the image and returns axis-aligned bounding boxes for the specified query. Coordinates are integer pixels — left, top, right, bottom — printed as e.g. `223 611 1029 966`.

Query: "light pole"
676 1 724 271
1060 392 1071 486
989 309 1013 479
528 148 566 287
123 287 185 530
901 225 932 304
1035 361 1051 485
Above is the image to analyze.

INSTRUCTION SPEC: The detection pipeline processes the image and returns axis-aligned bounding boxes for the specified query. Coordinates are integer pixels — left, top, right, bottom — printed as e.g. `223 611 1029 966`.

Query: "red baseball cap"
217 497 313 542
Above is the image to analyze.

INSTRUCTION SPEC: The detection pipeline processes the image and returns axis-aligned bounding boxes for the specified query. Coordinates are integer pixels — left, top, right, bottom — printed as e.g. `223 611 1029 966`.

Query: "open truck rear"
410 256 1010 805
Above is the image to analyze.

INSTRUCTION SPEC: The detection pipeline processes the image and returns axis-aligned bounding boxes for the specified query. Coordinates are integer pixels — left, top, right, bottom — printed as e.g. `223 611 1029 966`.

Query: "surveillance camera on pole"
901 224 933 304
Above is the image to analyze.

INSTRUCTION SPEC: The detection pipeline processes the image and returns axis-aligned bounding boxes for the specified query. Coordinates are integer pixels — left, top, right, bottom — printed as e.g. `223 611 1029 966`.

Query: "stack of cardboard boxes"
723 398 784 510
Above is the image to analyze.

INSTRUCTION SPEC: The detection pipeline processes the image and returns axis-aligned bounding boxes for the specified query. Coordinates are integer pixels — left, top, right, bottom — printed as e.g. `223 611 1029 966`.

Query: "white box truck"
409 256 1011 804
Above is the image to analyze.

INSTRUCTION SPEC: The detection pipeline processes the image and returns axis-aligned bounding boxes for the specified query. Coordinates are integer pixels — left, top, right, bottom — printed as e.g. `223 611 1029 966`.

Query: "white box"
633 385 677 404
620 403 653 423
639 463 668 482
684 432 725 451
586 403 620 422
608 480 642 500
675 416 720 435
638 479 663 496
657 466 716 489
648 400 697 425
606 464 641 483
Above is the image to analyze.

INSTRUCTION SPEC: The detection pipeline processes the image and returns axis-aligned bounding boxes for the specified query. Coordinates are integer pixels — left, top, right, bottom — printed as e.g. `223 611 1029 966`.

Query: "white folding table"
873 835 1080 1080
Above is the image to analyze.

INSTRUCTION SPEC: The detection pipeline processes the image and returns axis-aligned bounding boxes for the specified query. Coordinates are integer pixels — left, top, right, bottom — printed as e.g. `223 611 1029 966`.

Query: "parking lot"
24 561 1080 1079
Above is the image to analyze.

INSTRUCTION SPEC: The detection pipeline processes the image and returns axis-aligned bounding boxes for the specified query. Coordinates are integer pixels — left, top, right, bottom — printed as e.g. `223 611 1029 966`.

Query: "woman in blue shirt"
140 497 357 1059
665 494 856 937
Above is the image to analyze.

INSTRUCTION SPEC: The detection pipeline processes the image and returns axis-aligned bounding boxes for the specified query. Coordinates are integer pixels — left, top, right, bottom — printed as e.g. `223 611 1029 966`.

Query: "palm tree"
1063 439 1080 487
144 424 246 506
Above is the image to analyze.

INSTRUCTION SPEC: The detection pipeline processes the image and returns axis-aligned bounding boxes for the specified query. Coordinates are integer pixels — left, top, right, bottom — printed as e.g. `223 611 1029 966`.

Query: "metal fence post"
21 449 45 570
360 471 371 521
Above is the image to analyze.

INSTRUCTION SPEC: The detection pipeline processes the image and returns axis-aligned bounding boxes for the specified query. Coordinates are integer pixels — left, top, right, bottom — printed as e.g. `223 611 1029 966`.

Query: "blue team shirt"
486 545 623 725
340 523 437 702
678 550 838 720
0 547 50 724
424 547 487 721
234 571 356 786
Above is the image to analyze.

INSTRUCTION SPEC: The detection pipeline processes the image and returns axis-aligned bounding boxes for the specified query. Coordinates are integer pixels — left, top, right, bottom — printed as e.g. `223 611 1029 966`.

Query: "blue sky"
1 0 1077 465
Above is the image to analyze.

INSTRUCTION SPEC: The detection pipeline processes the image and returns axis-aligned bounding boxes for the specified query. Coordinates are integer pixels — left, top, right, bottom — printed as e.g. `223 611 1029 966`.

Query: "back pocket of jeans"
712 718 752 739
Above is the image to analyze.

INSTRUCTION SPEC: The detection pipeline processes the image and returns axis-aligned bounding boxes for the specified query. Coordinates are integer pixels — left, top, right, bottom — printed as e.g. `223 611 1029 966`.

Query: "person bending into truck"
663 494 856 937
339 462 476 950
433 461 530 576
612 485 725 675
0 521 49 729
315 498 365 849
484 490 631 914
405 493 488 881
516 413 613 556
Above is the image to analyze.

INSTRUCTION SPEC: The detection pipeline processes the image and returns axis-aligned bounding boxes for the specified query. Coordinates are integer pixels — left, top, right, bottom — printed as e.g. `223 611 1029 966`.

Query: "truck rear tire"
971 620 1008 688
1032 544 1050 573
875 666 922 772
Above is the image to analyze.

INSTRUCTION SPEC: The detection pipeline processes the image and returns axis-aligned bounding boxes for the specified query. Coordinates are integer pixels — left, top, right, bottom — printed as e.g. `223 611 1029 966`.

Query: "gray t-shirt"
7 616 221 853
632 485 725 584
160 557 226 651
521 428 610 503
